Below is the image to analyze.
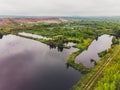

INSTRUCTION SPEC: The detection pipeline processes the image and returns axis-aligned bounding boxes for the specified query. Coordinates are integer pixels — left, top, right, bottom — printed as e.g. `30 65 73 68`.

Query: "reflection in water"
0 35 81 90
64 42 76 47
0 34 3 39
49 44 64 52
75 34 113 67
57 46 64 52
49 42 76 52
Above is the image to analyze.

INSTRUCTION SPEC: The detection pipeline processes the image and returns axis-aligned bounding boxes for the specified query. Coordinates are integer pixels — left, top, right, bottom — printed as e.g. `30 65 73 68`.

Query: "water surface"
0 35 81 90
75 34 113 67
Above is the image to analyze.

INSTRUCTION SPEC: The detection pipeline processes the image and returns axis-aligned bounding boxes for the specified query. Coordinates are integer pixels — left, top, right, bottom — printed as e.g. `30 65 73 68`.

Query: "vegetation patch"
71 45 118 90
91 45 120 90
67 50 89 73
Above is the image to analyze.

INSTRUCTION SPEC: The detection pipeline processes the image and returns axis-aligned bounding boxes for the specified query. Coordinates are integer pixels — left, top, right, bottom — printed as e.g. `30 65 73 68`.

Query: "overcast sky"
0 0 120 16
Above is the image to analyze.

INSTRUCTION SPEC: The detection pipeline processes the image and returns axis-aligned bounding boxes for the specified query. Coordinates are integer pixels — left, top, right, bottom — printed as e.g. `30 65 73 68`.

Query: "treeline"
0 28 11 38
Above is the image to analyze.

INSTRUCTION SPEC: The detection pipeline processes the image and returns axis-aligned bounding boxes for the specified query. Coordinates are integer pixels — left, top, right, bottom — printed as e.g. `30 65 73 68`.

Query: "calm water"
0 34 113 90
75 34 113 67
0 35 81 90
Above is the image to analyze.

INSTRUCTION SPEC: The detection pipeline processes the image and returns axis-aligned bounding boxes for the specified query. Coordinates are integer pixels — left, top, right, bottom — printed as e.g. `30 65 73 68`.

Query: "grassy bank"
71 44 118 90
91 45 120 90
66 38 93 73
66 50 88 73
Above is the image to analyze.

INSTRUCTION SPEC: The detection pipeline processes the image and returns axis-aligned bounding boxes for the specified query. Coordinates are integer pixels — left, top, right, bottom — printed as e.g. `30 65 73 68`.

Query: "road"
82 45 120 90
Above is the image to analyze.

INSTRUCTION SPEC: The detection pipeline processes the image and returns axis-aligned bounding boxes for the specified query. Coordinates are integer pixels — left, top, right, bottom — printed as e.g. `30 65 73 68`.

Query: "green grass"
91 45 120 90
66 50 88 73
66 38 93 73
72 45 118 90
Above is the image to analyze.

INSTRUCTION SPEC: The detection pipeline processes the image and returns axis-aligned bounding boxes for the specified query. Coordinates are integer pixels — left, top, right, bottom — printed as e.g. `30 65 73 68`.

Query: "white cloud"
0 0 120 16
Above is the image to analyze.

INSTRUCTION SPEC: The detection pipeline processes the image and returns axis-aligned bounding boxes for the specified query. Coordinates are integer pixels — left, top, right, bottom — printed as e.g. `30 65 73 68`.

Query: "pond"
0 35 81 90
75 34 113 67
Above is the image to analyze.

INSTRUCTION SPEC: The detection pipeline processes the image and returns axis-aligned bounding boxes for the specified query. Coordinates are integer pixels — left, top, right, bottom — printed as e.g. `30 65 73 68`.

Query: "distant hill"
1 16 120 28
61 16 120 21
0 17 67 28
1 15 120 21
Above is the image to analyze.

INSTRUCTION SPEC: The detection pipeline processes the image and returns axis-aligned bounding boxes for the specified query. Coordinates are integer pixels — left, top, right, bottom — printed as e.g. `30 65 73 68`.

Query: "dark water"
0 35 82 90
75 34 113 67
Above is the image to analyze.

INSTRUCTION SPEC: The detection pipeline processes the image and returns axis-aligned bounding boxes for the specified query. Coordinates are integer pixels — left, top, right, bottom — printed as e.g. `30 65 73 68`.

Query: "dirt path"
82 45 120 90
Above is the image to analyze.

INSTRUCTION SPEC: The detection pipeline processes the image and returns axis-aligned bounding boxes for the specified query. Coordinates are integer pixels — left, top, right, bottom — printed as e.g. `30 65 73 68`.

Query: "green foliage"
74 38 92 50
98 50 107 58
0 28 11 34
72 45 118 90
67 50 89 73
112 36 119 44
92 45 120 90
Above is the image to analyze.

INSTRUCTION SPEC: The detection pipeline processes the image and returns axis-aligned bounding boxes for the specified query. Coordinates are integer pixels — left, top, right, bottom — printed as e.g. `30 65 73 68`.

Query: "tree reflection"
0 34 3 39
49 44 64 52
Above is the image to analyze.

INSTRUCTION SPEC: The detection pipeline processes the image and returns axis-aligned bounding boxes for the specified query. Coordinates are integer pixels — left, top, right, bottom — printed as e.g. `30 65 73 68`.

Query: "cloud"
0 0 120 16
